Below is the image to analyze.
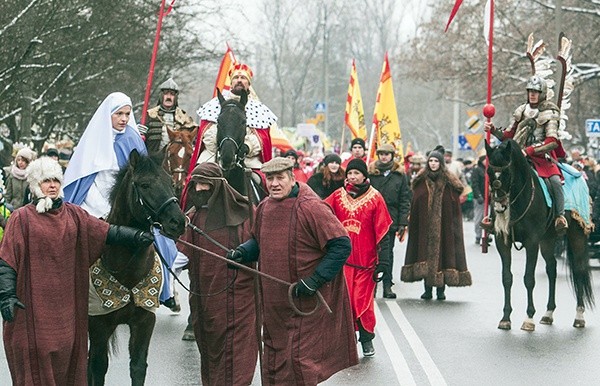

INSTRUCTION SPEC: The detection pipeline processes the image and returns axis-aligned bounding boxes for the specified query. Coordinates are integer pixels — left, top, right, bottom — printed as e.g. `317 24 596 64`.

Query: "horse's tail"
566 238 595 308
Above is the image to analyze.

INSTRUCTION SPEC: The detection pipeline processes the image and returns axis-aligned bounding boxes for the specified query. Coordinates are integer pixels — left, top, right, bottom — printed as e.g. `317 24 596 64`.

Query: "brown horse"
164 127 197 199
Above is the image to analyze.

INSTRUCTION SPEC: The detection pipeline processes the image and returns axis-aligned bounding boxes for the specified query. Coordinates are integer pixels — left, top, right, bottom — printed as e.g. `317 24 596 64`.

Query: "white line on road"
386 301 447 386
374 302 416 386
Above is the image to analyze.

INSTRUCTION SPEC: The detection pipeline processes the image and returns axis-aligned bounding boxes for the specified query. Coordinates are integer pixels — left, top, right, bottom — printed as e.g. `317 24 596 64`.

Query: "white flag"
483 0 491 46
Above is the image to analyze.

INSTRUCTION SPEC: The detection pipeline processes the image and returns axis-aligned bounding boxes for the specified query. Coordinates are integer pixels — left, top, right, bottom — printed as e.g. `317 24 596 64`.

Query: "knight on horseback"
193 62 277 173
140 77 197 154
484 75 568 235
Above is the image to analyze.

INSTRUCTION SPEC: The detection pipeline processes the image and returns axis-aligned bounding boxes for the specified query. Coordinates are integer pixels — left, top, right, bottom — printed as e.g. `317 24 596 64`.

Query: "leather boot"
436 286 446 300
555 215 568 235
383 283 397 299
420 284 433 300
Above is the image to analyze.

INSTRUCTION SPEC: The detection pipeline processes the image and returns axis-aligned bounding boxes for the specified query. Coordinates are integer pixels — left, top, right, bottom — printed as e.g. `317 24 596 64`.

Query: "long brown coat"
178 207 257 386
401 170 472 287
254 183 358 385
0 203 109 386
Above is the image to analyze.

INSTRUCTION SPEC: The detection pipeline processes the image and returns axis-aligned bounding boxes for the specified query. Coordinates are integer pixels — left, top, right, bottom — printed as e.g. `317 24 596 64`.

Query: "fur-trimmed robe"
401 169 472 288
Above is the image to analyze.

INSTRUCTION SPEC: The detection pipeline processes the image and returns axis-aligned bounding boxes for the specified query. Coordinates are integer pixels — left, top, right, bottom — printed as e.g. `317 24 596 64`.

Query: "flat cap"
261 157 294 174
376 143 396 154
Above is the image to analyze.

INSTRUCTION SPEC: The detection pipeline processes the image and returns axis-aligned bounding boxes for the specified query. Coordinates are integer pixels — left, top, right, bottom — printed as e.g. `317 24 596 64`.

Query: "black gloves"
106 225 155 249
0 260 24 322
294 272 327 297
226 248 245 269
373 264 386 282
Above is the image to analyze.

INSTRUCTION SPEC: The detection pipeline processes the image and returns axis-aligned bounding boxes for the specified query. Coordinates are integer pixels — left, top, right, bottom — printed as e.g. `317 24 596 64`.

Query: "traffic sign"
314 102 326 113
586 119 600 137
458 134 472 150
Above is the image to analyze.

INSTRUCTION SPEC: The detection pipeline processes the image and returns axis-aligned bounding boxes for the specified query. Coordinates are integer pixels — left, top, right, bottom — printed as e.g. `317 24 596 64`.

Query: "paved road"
2 220 600 385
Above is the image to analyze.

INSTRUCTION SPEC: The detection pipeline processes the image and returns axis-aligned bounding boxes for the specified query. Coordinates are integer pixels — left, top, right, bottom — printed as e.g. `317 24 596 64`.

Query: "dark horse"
163 126 197 199
485 139 594 331
215 88 265 203
88 150 186 385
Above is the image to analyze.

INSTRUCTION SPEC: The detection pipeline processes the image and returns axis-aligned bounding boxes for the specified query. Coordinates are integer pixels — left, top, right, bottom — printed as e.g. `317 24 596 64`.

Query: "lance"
481 0 495 253
140 0 169 126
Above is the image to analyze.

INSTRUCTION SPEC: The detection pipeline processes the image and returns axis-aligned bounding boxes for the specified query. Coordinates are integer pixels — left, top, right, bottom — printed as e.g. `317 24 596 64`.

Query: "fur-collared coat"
401 169 472 287
368 160 411 229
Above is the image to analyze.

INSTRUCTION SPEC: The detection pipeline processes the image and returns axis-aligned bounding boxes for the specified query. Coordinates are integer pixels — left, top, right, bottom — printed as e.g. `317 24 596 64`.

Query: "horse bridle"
216 102 248 171
132 182 179 227
488 160 536 226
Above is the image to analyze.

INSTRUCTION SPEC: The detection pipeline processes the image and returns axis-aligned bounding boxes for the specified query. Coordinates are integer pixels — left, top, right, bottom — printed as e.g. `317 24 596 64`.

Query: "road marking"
386 301 447 386
374 302 416 385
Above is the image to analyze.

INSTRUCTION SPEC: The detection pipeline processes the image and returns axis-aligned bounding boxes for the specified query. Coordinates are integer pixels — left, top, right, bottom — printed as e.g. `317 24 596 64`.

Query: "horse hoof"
573 319 586 328
540 316 553 325
521 321 535 331
498 321 511 330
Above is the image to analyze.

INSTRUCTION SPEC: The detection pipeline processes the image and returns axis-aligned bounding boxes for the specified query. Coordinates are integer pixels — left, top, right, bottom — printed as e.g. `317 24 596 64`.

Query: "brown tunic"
0 203 109 386
178 207 257 386
253 183 358 385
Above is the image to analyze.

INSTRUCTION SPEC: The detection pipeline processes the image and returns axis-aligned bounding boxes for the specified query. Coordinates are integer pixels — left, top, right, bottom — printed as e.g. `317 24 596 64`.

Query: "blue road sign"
458 134 472 150
586 119 600 137
314 102 326 113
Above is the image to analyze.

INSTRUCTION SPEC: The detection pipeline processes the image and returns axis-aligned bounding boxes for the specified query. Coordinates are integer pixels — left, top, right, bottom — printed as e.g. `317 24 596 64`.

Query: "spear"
140 0 172 126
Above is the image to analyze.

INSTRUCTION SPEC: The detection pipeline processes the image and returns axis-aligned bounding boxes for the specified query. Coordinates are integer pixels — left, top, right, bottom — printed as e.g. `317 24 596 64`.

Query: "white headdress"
26 157 64 213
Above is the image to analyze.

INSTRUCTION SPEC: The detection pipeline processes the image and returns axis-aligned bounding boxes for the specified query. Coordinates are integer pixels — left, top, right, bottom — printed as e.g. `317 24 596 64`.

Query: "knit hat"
323 153 342 166
345 158 368 177
16 147 37 162
283 149 298 160
427 145 445 165
350 138 366 150
26 157 64 213
46 148 60 158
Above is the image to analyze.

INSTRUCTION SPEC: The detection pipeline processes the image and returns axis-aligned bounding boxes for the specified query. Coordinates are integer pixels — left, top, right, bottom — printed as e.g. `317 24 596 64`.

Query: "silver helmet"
159 77 179 93
526 75 547 101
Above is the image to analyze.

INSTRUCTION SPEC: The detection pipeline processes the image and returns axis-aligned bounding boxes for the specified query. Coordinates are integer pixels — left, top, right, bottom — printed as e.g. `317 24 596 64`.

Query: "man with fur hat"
401 146 472 301
141 77 197 153
368 143 412 299
0 157 154 385
341 137 367 169
325 158 392 357
226 157 357 384
190 63 277 177
177 162 257 385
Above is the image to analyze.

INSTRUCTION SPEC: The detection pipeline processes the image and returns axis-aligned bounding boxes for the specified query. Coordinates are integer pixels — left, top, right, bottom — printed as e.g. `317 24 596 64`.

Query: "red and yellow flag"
344 60 366 140
368 52 403 164
212 44 237 97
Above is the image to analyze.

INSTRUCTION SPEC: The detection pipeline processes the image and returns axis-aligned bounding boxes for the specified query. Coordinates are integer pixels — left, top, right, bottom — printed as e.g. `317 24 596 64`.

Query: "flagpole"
140 0 167 126
482 0 495 253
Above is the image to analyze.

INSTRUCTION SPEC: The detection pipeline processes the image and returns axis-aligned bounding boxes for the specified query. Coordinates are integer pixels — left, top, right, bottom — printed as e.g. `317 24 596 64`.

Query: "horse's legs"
128 309 156 386
521 243 540 331
565 219 594 328
88 317 118 386
497 241 513 330
539 239 557 325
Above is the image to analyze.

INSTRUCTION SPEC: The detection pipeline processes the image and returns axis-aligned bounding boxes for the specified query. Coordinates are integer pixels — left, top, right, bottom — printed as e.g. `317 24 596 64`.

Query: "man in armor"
484 75 568 234
141 77 197 153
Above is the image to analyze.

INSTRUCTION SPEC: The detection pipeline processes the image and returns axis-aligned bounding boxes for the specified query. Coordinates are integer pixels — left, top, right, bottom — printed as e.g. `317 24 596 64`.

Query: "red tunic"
177 207 257 386
325 186 391 333
253 183 358 385
0 203 109 386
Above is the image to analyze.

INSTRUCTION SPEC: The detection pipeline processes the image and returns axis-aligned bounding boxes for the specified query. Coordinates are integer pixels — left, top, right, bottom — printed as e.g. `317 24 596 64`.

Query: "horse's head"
109 149 186 239
216 88 248 171
164 127 197 197
485 139 528 212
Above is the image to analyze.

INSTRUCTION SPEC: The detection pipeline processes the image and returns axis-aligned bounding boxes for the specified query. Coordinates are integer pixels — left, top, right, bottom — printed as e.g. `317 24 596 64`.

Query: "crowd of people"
0 63 598 385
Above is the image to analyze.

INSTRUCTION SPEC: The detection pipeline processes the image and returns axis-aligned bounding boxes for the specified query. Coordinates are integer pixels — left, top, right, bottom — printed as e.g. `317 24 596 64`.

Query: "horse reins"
171 234 333 316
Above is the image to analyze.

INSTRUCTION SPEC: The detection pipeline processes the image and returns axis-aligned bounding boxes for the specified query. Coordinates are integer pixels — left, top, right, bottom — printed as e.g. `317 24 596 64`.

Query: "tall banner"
212 44 237 97
368 52 403 164
344 59 367 141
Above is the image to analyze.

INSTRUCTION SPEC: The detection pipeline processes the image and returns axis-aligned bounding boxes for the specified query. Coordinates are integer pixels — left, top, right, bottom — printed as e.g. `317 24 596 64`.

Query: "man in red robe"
177 162 257 386
325 158 392 357
227 157 358 385
0 157 154 386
